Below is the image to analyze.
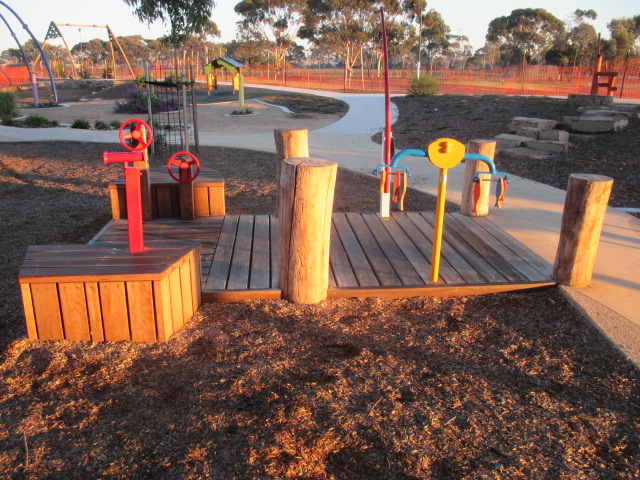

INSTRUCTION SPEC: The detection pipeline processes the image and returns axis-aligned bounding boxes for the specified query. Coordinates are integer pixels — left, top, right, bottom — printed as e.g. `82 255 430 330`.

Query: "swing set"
34 22 135 79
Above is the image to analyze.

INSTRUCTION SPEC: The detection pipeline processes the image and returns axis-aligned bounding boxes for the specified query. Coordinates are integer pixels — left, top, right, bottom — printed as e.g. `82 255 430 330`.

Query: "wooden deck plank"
362 214 423 286
227 215 255 290
332 214 379 287
346 213 401 286
205 215 239 291
405 212 484 284
250 215 271 289
420 213 507 283
445 214 525 282
270 215 279 288
329 222 359 288
391 213 463 284
463 215 554 278
451 213 551 282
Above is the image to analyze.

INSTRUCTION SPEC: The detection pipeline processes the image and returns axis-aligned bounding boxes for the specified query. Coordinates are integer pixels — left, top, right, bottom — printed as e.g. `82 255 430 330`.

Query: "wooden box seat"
19 241 201 343
109 166 225 219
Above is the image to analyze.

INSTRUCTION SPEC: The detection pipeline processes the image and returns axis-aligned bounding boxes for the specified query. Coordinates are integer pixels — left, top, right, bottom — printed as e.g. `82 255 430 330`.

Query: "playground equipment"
204 57 246 110
34 22 135 79
379 7 393 218
374 138 510 282
103 119 153 253
167 152 201 183
0 1 57 103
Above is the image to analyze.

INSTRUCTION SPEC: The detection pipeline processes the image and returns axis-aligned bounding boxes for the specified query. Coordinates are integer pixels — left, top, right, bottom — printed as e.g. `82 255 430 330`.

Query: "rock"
563 115 628 133
509 117 557 131
523 140 570 153
514 126 541 139
500 147 551 159
539 130 570 142
567 94 614 108
494 134 534 150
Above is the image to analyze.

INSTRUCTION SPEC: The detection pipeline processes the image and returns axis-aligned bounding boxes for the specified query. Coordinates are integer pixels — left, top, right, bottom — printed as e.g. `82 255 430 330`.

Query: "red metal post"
103 151 145 253
124 167 144 253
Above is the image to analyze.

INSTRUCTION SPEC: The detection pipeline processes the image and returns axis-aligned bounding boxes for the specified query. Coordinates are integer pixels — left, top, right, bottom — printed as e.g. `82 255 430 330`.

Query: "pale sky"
0 0 637 55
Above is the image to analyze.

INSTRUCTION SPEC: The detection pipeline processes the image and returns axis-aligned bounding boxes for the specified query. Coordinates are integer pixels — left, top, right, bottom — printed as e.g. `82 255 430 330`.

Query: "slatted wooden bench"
19 240 201 343
108 166 225 219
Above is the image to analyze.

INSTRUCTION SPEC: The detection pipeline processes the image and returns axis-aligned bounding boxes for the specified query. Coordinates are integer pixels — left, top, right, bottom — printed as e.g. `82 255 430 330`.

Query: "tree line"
2 0 639 84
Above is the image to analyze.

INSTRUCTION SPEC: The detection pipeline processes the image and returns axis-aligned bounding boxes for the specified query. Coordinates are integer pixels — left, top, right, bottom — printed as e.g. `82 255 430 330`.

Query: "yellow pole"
431 167 448 282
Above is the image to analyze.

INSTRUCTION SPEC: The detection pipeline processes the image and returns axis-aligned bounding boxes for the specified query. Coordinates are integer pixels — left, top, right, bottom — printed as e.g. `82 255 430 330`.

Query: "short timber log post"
274 129 309 183
460 139 495 216
553 173 613 287
278 157 337 304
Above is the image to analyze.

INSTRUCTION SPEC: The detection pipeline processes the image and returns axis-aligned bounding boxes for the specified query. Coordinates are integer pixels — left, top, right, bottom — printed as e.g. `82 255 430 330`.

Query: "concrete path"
2 85 639 365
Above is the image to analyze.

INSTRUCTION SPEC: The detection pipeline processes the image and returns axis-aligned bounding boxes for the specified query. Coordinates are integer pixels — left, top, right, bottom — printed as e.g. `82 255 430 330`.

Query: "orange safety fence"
2 59 639 99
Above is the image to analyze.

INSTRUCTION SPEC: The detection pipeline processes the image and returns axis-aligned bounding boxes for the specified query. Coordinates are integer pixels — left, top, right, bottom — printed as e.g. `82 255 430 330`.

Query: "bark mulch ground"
0 93 638 479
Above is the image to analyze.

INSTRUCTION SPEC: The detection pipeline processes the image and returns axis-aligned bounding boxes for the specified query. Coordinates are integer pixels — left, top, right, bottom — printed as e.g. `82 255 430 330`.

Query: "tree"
486 8 564 65
123 0 216 46
421 10 450 69
444 35 472 69
403 0 428 76
234 0 307 82
302 0 396 89
560 9 598 66
606 16 640 59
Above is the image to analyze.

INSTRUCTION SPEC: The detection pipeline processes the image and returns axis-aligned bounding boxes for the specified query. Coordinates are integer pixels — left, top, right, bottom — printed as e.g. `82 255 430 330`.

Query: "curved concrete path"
2 85 639 366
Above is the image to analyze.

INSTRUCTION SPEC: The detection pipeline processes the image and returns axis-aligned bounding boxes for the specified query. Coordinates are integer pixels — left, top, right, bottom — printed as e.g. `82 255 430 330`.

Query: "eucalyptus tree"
606 15 640 59
567 9 599 66
403 0 427 76
123 0 216 46
420 10 450 69
302 0 400 89
234 0 307 81
486 8 564 65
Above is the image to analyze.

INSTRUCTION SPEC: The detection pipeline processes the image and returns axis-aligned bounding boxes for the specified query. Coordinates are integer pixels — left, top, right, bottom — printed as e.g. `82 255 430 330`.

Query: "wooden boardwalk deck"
92 212 555 302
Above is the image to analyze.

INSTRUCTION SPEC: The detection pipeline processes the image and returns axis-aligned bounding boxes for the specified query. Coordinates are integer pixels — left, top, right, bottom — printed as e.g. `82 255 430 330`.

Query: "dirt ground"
0 86 638 479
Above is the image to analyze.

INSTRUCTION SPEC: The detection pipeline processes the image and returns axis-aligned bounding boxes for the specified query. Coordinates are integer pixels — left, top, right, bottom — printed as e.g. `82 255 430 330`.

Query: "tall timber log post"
278 157 337 304
274 129 309 183
460 139 495 216
553 173 613 287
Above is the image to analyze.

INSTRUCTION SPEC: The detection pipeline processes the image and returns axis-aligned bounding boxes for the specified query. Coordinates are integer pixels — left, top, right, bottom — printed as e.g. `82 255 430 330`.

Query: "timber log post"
460 139 496 216
553 173 613 287
274 129 309 183
278 157 337 304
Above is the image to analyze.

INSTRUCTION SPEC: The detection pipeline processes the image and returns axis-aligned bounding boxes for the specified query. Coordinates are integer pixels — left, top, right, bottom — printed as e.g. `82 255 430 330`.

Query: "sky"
0 0 637 55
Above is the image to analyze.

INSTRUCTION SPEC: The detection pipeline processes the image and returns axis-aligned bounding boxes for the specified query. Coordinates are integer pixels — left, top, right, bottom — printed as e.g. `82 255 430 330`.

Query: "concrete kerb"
2 85 639 368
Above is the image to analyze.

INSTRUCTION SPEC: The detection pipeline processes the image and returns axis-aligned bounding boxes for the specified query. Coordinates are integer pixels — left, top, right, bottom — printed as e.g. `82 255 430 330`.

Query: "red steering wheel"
119 119 153 152
167 152 201 183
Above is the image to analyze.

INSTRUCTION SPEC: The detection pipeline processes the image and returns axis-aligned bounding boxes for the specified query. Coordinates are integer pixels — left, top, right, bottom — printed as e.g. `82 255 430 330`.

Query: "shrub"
1 117 16 126
0 91 17 118
109 120 121 129
231 107 253 115
134 74 146 88
94 120 109 130
24 115 58 128
23 114 57 128
71 118 91 129
407 74 439 97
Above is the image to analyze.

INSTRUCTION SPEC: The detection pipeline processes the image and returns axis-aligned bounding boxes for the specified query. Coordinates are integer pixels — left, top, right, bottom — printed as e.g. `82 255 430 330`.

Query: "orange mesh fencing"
2 60 639 99
0 66 30 86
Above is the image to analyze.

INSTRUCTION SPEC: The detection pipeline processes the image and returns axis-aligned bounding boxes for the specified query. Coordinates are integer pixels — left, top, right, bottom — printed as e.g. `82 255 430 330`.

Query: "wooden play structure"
17 122 612 343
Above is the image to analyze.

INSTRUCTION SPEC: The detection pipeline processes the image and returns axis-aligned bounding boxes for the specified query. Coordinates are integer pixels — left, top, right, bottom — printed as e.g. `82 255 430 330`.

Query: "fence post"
278 157 337 304
553 173 613 287
460 140 495 216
